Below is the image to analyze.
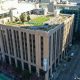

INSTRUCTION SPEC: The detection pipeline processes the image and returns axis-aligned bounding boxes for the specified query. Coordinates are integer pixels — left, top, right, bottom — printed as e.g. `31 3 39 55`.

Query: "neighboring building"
0 14 74 80
54 2 80 41
69 0 80 3
60 8 80 34
0 1 40 23
26 0 62 3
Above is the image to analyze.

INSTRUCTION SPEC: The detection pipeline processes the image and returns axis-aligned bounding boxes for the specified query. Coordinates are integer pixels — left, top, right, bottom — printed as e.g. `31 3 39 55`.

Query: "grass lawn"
24 16 50 26
6 16 50 26
28 16 50 26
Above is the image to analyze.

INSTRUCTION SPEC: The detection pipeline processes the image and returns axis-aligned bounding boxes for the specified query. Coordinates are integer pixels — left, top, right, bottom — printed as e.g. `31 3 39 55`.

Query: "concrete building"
0 14 74 80
54 2 80 32
54 2 80 41
0 1 40 23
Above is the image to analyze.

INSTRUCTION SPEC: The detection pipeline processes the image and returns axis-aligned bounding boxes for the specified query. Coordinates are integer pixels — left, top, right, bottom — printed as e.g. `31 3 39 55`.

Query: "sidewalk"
52 60 67 80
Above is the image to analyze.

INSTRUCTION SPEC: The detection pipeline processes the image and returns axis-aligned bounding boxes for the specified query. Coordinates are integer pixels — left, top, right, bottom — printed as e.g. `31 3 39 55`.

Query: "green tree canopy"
27 15 31 22
20 12 27 23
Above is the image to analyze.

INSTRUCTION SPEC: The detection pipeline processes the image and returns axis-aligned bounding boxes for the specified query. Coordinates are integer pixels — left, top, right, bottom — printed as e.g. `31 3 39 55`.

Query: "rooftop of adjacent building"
54 2 80 7
0 0 38 14
3 13 72 31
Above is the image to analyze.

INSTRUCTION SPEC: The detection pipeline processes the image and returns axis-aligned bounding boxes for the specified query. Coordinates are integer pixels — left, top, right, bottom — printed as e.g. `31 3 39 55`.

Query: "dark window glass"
39 69 45 80
11 57 15 67
52 32 56 61
31 65 36 73
52 63 55 73
1 30 8 53
24 62 29 70
5 55 9 64
29 34 33 63
49 69 51 79
14 30 21 58
41 36 44 67
7 29 14 56
17 60 22 69
33 34 36 64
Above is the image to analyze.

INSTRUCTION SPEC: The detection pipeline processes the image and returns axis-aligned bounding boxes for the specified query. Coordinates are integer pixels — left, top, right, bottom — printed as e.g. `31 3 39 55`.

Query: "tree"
15 17 19 22
27 15 31 22
20 13 27 23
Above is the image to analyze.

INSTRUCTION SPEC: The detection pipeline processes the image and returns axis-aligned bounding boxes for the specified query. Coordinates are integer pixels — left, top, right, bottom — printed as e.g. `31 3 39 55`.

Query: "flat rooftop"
4 14 72 31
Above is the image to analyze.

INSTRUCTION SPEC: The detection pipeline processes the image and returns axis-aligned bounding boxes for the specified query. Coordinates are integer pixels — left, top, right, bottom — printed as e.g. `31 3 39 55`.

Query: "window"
29 34 33 63
29 34 36 64
60 27 63 52
41 38 43 65
7 29 14 56
17 60 22 69
31 65 36 73
1 30 8 54
52 32 56 61
21 32 28 61
56 59 58 67
49 69 51 79
56 29 60 57
52 63 55 73
32 34 36 64
24 62 29 70
11 57 15 67
39 69 45 80
14 30 21 58
5 55 9 64
49 36 51 66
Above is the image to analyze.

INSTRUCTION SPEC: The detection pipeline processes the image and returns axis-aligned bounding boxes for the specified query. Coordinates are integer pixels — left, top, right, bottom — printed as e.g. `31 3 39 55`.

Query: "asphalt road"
55 44 80 80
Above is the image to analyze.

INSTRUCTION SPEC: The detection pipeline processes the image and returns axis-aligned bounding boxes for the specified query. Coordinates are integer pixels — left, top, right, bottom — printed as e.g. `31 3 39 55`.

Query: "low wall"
0 17 11 24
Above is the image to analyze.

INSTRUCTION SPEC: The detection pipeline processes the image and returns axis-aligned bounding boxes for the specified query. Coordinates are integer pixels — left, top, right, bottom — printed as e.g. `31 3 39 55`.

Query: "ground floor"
0 51 66 80
0 47 70 80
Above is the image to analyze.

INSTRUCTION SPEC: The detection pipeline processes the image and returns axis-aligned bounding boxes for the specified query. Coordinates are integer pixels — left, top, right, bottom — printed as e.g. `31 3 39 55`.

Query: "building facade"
0 14 74 80
54 2 80 41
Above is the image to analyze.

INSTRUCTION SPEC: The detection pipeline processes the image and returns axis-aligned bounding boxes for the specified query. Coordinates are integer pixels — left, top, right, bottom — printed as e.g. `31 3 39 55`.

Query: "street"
55 44 80 80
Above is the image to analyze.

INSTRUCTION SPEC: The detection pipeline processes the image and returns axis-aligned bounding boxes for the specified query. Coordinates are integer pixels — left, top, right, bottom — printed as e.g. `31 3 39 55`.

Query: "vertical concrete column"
54 52 56 69
45 71 48 80
58 28 61 65
51 35 53 69
36 67 39 77
35 32 40 77
5 29 11 64
9 56 11 64
64 50 65 59
0 29 5 61
43 34 49 80
15 58 17 67
54 31 57 69
19 30 24 70
27 32 31 72
59 28 62 63
11 29 17 67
